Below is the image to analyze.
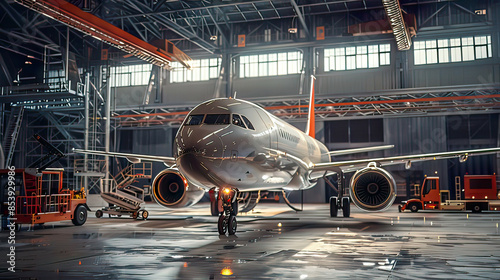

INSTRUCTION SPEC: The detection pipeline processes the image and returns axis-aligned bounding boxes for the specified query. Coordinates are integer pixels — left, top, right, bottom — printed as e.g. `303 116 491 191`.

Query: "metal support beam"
0 54 13 86
290 0 310 37
153 14 216 53
104 68 111 190
84 72 89 193
65 26 69 82
39 111 82 148
207 8 228 44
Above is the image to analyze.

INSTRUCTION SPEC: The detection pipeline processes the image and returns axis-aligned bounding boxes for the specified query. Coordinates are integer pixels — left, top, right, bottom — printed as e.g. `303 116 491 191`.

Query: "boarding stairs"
100 162 152 211
3 106 24 167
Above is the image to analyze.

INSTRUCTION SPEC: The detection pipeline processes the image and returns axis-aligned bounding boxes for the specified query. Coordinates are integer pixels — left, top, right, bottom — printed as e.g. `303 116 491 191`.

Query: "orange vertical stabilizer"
305 75 316 139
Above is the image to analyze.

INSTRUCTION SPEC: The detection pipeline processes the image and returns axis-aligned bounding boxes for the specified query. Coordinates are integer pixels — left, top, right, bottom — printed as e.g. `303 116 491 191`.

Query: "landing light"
221 267 233 276
224 188 231 194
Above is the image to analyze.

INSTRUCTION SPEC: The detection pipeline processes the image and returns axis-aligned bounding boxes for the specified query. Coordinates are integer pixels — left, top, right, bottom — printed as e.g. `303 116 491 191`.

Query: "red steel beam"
113 94 500 119
265 94 500 111
16 0 172 67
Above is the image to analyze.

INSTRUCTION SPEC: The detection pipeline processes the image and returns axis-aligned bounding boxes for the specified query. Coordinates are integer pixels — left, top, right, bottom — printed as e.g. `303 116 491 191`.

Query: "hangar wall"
113 9 500 202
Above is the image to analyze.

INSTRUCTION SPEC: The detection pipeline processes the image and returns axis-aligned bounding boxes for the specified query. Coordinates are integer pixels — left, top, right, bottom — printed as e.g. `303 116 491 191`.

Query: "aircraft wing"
328 145 394 156
314 147 500 173
73 149 176 166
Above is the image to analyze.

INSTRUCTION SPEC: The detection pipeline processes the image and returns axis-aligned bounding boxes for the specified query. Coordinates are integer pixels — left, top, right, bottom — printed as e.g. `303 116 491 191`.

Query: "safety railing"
113 162 152 189
74 159 107 173
100 178 117 193
16 194 71 215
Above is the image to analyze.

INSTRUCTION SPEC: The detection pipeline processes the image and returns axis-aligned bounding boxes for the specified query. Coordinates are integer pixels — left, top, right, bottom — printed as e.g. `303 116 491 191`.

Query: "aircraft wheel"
95 209 103 218
72 205 88 226
142 210 149 220
210 199 219 216
330 196 338 217
228 215 237 235
218 214 228 235
342 197 350 218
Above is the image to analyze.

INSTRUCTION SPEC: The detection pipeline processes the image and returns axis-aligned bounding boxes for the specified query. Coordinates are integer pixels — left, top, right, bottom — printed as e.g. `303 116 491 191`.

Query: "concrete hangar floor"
1 203 500 280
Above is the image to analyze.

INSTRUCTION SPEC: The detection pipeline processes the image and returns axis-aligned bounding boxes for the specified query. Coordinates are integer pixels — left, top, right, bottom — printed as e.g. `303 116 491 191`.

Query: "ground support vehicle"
1 168 90 229
399 175 500 213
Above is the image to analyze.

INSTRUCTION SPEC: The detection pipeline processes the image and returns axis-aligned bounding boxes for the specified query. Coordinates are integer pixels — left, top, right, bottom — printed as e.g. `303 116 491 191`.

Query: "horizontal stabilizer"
329 145 394 156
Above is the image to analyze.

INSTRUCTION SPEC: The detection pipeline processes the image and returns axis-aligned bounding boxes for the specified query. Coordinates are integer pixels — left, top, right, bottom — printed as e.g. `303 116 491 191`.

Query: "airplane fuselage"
175 98 330 192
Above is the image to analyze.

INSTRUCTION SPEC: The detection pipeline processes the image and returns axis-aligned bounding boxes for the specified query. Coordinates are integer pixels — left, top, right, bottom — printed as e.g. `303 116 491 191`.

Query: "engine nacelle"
152 168 205 208
349 163 396 211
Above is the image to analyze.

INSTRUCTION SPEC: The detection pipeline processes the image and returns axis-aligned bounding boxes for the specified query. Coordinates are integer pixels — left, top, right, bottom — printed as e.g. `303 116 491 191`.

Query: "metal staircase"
100 162 152 210
3 106 24 167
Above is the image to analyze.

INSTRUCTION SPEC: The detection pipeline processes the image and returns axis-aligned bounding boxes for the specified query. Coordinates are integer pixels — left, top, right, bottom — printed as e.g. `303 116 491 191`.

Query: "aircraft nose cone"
176 126 224 161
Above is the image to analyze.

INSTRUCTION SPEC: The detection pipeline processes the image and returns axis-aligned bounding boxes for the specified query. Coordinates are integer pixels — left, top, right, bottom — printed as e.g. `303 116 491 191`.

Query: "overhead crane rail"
15 0 192 69
112 84 500 127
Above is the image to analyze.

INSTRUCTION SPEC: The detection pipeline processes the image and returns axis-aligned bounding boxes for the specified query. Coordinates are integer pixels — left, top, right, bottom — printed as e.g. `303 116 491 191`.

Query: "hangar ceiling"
0 0 487 60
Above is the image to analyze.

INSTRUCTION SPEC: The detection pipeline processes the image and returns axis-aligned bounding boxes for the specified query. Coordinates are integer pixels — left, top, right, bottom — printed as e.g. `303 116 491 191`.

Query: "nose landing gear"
217 187 238 235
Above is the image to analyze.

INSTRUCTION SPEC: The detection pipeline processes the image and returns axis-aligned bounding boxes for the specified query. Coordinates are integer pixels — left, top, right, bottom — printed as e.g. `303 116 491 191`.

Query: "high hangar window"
324 44 390 71
414 35 492 65
239 51 302 78
170 58 221 83
110 64 152 87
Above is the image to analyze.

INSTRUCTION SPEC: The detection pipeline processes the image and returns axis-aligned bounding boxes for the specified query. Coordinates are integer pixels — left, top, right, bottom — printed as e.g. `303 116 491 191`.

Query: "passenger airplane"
76 76 500 235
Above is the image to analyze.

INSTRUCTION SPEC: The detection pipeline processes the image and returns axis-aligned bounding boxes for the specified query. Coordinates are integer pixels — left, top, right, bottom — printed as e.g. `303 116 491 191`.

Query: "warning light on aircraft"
221 267 233 276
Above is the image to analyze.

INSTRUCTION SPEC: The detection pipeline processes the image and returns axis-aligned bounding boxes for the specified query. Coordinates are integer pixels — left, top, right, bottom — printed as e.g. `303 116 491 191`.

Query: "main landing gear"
216 187 239 235
329 196 350 218
326 171 351 218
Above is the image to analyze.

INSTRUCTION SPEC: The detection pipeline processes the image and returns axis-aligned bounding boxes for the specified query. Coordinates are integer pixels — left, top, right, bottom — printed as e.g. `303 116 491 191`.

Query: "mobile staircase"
96 162 152 220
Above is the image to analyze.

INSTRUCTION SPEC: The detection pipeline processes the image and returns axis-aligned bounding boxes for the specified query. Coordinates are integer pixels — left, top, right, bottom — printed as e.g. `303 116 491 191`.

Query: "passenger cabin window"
241 115 254 130
232 114 246 128
185 114 204 125
204 114 230 125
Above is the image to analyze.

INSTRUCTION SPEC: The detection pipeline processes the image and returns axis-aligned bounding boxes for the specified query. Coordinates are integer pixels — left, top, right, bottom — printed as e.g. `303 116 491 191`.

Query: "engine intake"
152 168 205 208
349 163 396 211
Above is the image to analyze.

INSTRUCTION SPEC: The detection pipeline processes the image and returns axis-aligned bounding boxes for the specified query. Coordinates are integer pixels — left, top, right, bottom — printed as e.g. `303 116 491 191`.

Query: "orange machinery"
1 168 89 228
399 175 500 213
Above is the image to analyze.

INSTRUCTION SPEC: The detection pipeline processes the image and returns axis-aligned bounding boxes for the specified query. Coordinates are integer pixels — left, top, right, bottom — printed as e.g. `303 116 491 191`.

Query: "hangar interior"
2 1 500 279
1 0 500 203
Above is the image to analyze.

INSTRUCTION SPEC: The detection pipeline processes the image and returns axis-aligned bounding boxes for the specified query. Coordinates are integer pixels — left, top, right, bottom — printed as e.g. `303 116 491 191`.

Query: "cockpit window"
185 114 204 125
203 114 230 125
232 114 246 128
241 115 254 130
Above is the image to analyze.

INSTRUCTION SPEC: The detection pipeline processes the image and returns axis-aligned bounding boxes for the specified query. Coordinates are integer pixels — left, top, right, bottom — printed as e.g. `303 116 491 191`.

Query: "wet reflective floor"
1 203 500 279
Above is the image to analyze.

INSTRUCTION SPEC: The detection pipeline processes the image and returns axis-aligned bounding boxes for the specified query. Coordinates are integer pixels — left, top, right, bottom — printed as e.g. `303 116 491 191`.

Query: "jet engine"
152 168 205 208
349 163 396 211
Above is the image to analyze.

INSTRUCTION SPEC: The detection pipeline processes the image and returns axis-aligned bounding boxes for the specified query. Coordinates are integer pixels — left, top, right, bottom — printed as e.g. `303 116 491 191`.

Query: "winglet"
305 75 316 139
